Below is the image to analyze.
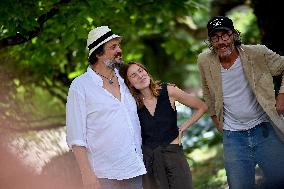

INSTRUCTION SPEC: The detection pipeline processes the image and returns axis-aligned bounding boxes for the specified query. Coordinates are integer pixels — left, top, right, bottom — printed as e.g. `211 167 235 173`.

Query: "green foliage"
188 144 228 189
176 102 222 152
230 8 261 44
0 82 65 130
1 0 210 91
0 0 213 129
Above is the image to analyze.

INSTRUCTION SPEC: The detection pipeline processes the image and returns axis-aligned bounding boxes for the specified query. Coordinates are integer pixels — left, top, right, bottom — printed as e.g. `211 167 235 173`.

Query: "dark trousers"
142 144 193 189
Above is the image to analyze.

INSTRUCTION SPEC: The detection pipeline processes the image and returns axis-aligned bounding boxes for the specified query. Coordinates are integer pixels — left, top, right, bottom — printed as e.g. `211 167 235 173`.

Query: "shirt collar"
87 66 103 86
86 66 124 87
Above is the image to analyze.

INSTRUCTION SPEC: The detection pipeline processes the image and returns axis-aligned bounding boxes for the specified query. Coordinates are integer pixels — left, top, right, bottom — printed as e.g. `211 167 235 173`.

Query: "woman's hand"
178 123 189 146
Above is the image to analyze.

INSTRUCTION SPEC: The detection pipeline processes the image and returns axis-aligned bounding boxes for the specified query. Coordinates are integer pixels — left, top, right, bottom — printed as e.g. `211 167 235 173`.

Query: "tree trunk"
251 0 284 95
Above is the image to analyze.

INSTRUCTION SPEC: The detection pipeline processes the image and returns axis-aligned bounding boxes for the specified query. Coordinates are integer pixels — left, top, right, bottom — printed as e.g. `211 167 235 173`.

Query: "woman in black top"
120 61 208 189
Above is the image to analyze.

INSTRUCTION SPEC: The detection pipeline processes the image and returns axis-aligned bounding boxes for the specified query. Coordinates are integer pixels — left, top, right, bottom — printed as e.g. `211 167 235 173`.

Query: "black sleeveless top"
138 83 179 148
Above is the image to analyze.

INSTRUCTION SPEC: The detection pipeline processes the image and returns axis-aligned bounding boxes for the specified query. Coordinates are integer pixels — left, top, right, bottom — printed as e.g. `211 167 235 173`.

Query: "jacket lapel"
239 47 255 91
209 54 223 116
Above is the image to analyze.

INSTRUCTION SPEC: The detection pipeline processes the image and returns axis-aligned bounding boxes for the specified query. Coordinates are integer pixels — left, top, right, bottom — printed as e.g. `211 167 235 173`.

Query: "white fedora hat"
87 26 120 57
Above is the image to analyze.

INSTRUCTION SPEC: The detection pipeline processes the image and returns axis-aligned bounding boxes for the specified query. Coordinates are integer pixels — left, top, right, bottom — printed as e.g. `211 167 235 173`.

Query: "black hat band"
88 31 113 50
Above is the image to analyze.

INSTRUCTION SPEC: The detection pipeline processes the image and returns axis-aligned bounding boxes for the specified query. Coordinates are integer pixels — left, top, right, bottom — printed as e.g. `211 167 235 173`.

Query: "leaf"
63 32 75 48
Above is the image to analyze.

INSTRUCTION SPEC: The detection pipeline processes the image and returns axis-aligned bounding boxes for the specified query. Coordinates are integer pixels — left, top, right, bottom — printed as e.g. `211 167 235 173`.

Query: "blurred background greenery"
0 0 283 188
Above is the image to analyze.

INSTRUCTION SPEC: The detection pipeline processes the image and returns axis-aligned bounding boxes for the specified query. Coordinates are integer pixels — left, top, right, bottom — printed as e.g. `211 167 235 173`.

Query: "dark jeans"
142 144 192 189
223 122 284 189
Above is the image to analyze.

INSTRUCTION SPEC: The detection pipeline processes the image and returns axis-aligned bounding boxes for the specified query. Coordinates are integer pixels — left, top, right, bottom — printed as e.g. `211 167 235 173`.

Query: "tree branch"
0 0 71 49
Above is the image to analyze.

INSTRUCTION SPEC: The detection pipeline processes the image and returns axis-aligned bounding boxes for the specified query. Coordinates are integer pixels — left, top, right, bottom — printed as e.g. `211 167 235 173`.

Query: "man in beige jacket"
198 16 284 189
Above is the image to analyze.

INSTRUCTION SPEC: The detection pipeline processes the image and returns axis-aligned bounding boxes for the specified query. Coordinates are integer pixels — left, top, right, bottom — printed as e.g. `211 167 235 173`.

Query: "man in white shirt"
66 26 146 189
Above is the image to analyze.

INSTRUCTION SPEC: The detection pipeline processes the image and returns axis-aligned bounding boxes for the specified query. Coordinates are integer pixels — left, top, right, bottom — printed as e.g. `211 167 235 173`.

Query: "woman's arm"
167 85 208 135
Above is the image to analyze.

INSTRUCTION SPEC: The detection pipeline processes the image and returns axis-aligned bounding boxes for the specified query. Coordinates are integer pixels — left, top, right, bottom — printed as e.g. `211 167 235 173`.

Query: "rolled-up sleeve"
66 87 87 149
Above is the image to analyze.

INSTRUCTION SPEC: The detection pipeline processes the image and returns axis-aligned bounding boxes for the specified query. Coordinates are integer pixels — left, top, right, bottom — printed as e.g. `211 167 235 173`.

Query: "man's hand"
276 93 284 114
211 115 223 133
82 171 100 189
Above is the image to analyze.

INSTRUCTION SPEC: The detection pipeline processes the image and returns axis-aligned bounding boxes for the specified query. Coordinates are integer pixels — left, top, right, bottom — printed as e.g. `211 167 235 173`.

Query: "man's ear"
233 32 238 39
96 53 103 58
96 53 105 60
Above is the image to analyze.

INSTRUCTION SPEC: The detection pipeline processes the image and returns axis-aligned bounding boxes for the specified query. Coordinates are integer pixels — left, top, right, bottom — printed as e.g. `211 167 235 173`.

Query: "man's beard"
104 58 124 69
213 43 235 59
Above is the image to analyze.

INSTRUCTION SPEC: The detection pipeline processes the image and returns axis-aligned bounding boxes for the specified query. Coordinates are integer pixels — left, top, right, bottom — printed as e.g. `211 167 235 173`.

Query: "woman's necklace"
94 71 115 84
142 96 155 101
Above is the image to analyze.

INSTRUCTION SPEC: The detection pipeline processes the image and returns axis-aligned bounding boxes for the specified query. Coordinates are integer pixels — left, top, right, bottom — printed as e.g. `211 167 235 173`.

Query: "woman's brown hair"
119 61 161 108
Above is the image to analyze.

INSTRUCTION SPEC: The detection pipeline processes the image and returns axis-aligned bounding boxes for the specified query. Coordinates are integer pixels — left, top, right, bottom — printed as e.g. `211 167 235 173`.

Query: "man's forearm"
72 146 93 176
72 146 100 188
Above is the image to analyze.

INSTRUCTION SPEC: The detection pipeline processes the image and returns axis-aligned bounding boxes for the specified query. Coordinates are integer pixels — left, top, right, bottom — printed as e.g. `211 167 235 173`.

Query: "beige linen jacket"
197 44 284 138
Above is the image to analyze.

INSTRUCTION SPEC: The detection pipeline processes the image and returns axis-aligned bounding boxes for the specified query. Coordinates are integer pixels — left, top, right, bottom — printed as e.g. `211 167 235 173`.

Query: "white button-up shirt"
66 66 146 180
